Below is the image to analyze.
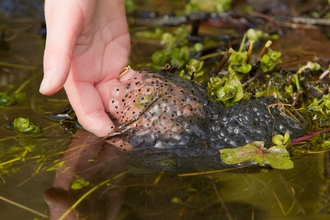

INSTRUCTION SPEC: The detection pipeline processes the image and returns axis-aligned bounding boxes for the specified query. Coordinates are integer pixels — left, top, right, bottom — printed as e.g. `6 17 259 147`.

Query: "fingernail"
39 73 52 93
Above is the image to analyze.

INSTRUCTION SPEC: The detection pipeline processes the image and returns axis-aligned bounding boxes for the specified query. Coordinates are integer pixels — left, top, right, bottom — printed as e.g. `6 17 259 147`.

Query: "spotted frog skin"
107 70 306 158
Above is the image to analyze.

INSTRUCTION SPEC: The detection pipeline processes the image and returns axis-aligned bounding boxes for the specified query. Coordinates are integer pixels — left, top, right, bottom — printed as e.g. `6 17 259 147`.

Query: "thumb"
40 1 82 95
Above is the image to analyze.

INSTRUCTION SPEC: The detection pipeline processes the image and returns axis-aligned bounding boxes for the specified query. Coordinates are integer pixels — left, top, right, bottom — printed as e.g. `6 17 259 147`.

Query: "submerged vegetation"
220 132 293 169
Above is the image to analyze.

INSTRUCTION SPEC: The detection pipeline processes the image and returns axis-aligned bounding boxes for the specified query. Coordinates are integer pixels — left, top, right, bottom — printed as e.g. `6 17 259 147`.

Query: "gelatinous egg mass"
108 70 306 158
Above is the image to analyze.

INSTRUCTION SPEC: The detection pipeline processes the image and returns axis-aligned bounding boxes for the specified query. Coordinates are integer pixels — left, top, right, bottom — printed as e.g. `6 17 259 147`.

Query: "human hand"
40 0 131 136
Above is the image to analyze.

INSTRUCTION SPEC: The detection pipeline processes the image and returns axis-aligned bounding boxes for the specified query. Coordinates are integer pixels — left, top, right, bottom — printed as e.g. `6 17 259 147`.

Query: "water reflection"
44 129 127 219
41 128 330 219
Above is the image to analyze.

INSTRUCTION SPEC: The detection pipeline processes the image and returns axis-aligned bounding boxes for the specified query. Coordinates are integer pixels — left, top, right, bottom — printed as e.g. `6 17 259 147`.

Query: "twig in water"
58 171 129 220
209 176 234 220
0 195 49 218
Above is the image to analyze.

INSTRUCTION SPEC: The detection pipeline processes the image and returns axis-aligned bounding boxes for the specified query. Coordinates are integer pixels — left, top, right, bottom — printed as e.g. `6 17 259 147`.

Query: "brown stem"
213 48 233 74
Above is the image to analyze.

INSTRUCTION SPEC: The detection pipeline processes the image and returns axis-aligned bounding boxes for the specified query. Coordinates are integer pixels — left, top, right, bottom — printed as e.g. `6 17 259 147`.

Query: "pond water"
1 0 330 219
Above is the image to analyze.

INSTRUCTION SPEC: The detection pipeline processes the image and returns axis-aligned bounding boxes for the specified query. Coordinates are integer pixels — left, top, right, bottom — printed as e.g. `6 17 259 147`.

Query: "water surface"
0 1 330 219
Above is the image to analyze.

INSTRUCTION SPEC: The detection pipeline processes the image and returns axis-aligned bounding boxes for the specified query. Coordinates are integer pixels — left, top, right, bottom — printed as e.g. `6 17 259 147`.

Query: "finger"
40 1 82 95
64 76 114 137
95 69 136 117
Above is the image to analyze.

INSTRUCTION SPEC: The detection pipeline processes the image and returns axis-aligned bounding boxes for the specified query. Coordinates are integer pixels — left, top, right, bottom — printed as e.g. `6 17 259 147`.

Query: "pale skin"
40 0 135 137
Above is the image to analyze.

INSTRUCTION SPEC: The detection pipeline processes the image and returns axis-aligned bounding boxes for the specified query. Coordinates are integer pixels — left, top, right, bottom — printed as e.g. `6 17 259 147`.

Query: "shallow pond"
1 0 330 219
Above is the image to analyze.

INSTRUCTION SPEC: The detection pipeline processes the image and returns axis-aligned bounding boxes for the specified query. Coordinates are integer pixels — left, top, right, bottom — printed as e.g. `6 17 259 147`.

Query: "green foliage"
71 176 90 190
226 40 282 75
149 26 203 69
179 58 204 80
260 50 282 72
285 85 294 97
308 94 330 115
321 140 330 149
246 28 263 42
0 78 29 108
135 27 164 39
228 50 252 74
0 92 25 108
46 160 65 171
207 76 244 106
0 92 16 107
124 0 137 13
246 28 279 42
255 84 281 99
12 117 41 135
219 132 293 170
289 61 322 95
185 0 232 13
272 132 290 147
23 144 38 152
297 61 321 74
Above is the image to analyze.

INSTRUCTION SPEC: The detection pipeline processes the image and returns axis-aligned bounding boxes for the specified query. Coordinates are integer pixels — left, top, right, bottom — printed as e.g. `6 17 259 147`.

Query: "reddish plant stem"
291 127 330 145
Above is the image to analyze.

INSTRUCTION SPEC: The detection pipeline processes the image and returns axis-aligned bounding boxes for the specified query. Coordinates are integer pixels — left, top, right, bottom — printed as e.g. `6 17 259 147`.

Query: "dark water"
0 0 330 219
0 0 44 19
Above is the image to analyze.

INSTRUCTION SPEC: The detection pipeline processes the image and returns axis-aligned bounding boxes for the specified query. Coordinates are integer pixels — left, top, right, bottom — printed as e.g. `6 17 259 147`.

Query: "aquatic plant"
0 92 16 107
220 133 293 169
207 75 244 106
0 91 25 108
227 50 252 74
12 117 40 135
185 0 232 13
246 28 279 42
260 49 282 72
150 26 203 69
308 93 330 116
71 176 90 190
179 58 204 80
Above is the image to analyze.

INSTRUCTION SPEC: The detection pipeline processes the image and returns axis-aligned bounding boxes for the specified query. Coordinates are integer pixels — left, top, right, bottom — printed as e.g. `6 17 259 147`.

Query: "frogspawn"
103 70 306 167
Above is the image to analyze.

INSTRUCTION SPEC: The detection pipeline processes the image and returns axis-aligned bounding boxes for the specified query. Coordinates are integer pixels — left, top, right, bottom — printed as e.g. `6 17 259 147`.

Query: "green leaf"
235 64 252 74
269 51 281 62
208 76 244 106
24 144 38 152
272 132 290 147
255 84 280 99
71 176 90 190
216 85 236 101
12 117 41 135
246 28 263 41
185 0 232 13
230 78 244 102
308 94 330 115
219 140 294 170
161 32 174 44
186 59 204 73
260 51 282 72
46 161 65 171
179 70 191 80
0 92 16 107
151 50 167 66
124 0 137 13
229 51 247 65
192 42 203 53
321 140 330 149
